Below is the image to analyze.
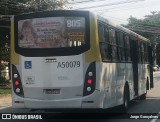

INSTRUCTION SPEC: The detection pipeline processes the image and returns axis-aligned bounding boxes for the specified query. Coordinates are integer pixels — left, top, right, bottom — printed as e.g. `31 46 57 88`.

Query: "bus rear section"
12 57 103 109
11 10 103 109
12 55 83 108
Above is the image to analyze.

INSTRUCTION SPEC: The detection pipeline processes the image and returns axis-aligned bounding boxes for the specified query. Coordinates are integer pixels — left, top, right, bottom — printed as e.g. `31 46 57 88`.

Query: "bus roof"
97 15 150 43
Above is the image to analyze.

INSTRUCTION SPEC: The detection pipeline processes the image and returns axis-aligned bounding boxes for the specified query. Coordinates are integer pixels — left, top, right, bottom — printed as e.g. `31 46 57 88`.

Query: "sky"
67 0 160 24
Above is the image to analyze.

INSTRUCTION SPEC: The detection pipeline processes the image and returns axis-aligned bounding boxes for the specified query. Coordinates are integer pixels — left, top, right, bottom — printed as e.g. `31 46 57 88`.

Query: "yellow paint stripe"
85 13 101 62
10 19 19 65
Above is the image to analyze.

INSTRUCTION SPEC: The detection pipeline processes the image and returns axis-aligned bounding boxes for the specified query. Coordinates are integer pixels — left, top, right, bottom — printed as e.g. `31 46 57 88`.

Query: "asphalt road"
0 71 160 122
105 71 160 122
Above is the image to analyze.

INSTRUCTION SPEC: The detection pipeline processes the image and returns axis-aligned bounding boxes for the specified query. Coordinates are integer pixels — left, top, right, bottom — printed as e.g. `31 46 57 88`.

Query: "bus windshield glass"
18 17 86 48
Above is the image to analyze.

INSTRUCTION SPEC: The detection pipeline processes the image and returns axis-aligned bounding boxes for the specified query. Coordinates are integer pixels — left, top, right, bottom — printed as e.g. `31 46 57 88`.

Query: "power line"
74 0 145 10
96 2 151 13
68 0 109 4
97 4 160 16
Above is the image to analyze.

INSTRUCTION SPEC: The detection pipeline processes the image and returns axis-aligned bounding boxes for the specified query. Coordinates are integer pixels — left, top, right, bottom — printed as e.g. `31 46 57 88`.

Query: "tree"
0 19 10 82
126 11 160 66
0 0 68 15
128 11 160 25
0 0 68 82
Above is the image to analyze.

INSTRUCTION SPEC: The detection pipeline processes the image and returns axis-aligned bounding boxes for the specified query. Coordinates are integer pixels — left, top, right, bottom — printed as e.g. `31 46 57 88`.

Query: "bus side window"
145 43 149 63
98 23 111 61
109 28 117 61
104 26 111 61
98 24 104 42
109 28 116 44
124 35 131 61
116 31 125 61
143 43 147 63
141 42 145 63
146 43 150 63
98 23 106 61
138 41 142 63
104 27 109 43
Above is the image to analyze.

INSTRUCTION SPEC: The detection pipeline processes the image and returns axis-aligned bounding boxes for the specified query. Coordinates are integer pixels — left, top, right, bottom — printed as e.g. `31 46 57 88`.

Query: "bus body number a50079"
57 61 80 68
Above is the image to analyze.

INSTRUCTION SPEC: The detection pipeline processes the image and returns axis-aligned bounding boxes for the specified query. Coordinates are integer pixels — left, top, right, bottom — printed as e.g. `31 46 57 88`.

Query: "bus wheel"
140 92 146 100
122 85 130 113
140 79 148 100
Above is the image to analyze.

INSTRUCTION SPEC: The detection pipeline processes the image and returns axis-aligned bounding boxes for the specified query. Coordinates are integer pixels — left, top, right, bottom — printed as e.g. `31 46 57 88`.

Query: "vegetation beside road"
0 82 11 97
0 88 11 107
0 88 11 95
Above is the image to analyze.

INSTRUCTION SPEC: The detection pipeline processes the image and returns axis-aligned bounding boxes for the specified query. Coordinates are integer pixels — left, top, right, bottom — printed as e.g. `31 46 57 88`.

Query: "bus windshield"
18 17 86 48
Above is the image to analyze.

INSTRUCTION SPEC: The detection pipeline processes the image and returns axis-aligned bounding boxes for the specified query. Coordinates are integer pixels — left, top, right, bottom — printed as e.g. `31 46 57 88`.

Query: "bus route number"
57 61 80 68
67 20 81 28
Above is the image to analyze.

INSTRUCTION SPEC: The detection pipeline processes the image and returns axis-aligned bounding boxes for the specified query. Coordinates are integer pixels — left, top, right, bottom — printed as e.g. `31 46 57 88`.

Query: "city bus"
11 10 153 112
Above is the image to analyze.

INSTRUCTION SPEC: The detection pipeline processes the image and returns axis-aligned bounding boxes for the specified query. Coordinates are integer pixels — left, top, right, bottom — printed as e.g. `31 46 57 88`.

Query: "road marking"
151 112 160 122
0 106 11 110
151 119 157 122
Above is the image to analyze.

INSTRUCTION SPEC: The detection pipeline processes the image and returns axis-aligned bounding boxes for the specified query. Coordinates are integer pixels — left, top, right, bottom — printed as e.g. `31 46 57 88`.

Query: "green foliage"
0 0 68 15
127 11 160 43
0 89 11 94
0 63 5 71
127 11 160 66
0 25 10 81
0 0 68 82
26 0 68 11
128 11 160 26
0 76 6 83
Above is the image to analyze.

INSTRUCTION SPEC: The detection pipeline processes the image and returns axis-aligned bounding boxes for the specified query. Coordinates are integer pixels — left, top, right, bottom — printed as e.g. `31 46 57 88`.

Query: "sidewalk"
0 94 12 107
153 70 160 75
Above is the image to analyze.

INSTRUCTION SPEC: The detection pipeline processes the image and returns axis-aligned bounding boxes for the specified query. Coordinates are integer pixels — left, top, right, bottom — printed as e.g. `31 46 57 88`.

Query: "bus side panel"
115 63 134 106
125 63 134 100
96 62 117 109
96 62 135 109
116 63 126 105
138 63 149 96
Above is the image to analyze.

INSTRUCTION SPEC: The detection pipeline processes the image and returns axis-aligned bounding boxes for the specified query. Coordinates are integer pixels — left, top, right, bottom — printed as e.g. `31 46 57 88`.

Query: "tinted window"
18 17 86 48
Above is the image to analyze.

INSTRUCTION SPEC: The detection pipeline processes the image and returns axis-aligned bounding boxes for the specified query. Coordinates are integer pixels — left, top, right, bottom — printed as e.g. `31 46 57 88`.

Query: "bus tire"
140 79 148 100
121 85 130 113
140 93 146 100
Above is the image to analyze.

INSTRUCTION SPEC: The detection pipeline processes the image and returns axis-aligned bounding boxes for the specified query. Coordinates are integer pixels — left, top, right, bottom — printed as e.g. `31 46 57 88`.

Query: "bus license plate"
44 89 60 94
